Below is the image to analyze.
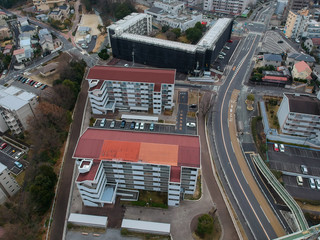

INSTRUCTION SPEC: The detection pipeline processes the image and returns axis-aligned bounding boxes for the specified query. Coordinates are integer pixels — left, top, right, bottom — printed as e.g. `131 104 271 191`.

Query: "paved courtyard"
261 31 298 54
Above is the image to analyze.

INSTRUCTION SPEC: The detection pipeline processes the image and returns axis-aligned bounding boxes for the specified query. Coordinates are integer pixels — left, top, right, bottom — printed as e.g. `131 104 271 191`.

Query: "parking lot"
0 139 27 175
212 39 239 72
268 143 320 200
261 31 298 54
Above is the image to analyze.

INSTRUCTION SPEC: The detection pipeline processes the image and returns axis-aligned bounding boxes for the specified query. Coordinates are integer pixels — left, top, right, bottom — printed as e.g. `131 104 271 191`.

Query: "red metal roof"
89 80 103 91
73 128 200 168
13 48 24 55
312 38 320 45
170 166 181 182
262 76 288 82
76 160 100 182
86 66 175 93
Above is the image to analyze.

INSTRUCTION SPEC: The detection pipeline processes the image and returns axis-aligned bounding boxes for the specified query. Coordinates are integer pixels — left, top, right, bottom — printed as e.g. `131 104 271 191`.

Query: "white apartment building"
203 0 254 15
0 163 20 204
277 93 320 141
302 20 320 39
0 86 38 135
87 66 175 115
74 129 200 207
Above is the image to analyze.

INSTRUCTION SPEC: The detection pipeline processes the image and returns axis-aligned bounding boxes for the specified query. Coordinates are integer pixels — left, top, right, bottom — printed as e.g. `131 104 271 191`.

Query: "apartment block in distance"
284 9 309 39
203 0 254 15
0 162 20 204
87 66 175 115
277 93 320 141
33 0 65 12
0 85 38 135
74 128 200 207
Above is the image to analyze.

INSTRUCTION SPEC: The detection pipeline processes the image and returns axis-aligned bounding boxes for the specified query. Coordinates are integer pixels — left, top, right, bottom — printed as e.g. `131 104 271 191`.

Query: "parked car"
140 122 144 130
130 121 136 129
277 40 284 43
14 161 23 168
100 118 106 127
218 55 224 59
135 122 140 130
227 39 233 43
309 178 316 189
150 123 154 131
279 144 285 152
315 179 320 190
0 143 7 150
110 120 115 128
186 122 196 128
120 120 126 128
300 165 308 174
220 52 226 56
273 143 279 152
224 46 230 50
15 152 24 159
41 84 47 90
296 176 303 186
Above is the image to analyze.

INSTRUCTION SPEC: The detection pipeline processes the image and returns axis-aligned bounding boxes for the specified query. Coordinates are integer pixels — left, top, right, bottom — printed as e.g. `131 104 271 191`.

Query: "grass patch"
193 214 221 240
265 103 280 131
185 173 201 200
14 171 25 186
163 108 173 116
187 111 196 117
121 228 170 239
122 190 168 209
188 91 199 105
67 223 106 233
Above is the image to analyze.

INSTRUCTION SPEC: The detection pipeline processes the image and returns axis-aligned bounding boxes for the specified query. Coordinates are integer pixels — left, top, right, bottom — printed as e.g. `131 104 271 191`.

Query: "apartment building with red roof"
73 128 200 207
86 66 175 115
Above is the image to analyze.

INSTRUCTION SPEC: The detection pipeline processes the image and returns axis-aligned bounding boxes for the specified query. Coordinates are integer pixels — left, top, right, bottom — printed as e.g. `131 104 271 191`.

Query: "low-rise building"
286 53 316 67
277 93 320 140
17 17 29 27
262 69 289 84
0 19 11 40
3 44 12 55
77 26 91 36
304 38 320 52
20 25 36 36
0 85 38 134
49 10 63 21
74 128 200 207
39 28 54 52
33 0 66 12
292 61 312 80
313 64 320 81
13 49 27 63
263 54 282 67
0 162 20 204
87 66 175 115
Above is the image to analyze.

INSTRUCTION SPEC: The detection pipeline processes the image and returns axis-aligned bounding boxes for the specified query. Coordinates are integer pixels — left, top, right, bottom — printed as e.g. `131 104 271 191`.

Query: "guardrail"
252 154 309 231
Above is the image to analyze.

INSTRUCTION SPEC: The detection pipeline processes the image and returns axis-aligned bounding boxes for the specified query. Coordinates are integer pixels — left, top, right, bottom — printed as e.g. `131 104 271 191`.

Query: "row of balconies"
105 171 170 180
104 162 170 171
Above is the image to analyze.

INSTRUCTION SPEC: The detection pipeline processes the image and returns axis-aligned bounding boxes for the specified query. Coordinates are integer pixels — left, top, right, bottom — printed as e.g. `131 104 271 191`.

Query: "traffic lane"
218 109 277 239
214 35 277 239
283 175 320 201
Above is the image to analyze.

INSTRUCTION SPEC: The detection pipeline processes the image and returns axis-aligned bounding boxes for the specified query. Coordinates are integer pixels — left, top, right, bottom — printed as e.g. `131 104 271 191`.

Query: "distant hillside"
0 0 28 9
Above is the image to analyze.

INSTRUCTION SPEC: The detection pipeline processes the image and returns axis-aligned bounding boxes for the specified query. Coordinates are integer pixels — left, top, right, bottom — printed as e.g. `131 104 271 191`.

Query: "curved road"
209 33 280 240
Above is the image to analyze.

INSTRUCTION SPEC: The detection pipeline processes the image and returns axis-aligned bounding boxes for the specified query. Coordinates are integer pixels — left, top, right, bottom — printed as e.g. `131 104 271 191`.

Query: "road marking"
220 34 271 240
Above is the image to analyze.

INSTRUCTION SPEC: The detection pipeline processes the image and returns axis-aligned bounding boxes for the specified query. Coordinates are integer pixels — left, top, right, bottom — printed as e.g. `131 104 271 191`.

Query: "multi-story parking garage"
107 13 233 73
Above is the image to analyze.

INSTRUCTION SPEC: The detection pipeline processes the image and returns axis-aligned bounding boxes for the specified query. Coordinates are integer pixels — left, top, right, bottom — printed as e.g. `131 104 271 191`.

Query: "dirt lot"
135 4 149 11
29 53 73 86
75 14 103 42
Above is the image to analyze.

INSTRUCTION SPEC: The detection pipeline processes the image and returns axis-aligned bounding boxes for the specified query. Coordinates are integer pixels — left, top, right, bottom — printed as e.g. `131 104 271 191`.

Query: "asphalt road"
49 80 89 240
210 33 278 240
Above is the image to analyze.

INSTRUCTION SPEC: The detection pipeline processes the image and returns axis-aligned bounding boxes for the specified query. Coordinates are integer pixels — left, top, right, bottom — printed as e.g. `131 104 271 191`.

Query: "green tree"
161 25 169 33
115 2 136 20
195 21 205 32
196 214 214 238
186 27 202 44
98 48 110 60
82 0 92 11
29 165 57 214
171 28 181 38
247 94 255 102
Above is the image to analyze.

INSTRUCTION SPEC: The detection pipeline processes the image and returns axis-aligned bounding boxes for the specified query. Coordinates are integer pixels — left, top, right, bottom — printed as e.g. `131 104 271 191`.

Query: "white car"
186 122 196 128
140 122 144 130
14 152 24 159
296 176 303 186
315 179 320 190
309 178 316 189
279 144 285 152
135 122 140 130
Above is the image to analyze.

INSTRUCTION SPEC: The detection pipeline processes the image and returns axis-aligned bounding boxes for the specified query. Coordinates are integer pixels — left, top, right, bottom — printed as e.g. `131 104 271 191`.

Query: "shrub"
196 214 214 238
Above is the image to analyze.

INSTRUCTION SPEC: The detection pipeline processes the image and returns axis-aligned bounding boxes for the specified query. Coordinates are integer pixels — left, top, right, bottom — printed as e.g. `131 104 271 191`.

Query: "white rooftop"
109 13 149 32
0 162 6 173
68 213 108 228
0 85 36 111
120 33 198 52
121 219 170 234
198 18 232 48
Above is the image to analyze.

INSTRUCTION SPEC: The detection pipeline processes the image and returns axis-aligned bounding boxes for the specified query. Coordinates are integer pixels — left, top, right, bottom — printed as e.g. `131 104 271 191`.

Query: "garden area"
122 190 168 209
264 96 281 131
250 65 277 82
192 210 221 240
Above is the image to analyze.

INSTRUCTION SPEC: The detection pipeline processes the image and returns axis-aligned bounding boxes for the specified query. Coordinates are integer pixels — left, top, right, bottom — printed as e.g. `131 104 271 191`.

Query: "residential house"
0 19 12 40
58 4 70 18
0 163 20 204
36 14 49 22
13 49 26 63
33 0 66 12
39 28 54 52
49 10 63 21
263 54 282 67
87 66 175 115
77 26 91 36
304 38 320 52
74 128 200 207
286 53 316 67
277 93 320 140
3 44 12 55
39 62 58 77
17 17 29 27
292 61 312 80
262 70 289 84
20 25 37 36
